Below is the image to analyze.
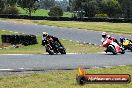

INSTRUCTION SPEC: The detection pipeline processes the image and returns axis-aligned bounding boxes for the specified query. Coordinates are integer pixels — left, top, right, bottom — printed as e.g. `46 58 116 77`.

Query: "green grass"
0 66 131 88
18 7 72 17
34 20 132 34
0 30 103 54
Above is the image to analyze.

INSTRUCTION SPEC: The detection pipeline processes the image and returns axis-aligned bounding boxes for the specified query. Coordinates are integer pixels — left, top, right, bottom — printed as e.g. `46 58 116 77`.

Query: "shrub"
95 13 109 18
2 6 19 15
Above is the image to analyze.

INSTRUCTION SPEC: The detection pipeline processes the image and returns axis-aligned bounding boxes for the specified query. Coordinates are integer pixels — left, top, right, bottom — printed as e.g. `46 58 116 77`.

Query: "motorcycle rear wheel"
108 45 117 55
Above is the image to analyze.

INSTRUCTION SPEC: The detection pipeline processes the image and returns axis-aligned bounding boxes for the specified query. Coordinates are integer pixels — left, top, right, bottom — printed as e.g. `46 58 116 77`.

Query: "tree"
39 0 55 10
0 0 18 14
118 0 132 18
82 0 99 17
55 0 69 11
48 6 63 16
70 0 82 11
101 0 121 17
6 0 17 6
0 0 5 13
18 0 39 16
69 0 99 17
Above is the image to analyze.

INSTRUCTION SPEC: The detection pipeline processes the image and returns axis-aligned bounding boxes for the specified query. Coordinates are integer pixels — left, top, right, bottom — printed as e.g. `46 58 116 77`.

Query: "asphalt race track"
0 22 131 45
0 21 132 72
0 52 132 72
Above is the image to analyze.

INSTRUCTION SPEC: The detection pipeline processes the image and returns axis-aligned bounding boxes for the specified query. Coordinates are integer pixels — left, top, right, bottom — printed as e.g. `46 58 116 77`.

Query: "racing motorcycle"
43 37 66 55
102 38 125 55
120 39 132 52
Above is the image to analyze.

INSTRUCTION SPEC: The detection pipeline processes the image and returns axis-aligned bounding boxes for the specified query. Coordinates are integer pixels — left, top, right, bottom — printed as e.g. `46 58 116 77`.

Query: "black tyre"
121 49 125 54
128 44 132 52
76 76 86 85
108 45 117 55
45 45 54 55
60 50 66 54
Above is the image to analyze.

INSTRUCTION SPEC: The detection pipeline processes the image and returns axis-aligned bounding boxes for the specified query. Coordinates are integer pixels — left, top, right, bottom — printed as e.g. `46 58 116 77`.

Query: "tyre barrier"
0 14 132 23
1 35 38 46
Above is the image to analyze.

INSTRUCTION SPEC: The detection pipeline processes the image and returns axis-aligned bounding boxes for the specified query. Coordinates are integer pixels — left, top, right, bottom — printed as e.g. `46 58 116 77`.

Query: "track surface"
0 52 132 71
0 22 132 71
0 22 131 45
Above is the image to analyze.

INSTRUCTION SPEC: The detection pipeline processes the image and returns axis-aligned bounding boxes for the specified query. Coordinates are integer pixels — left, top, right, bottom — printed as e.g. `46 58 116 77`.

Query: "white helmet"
102 32 108 38
43 32 48 37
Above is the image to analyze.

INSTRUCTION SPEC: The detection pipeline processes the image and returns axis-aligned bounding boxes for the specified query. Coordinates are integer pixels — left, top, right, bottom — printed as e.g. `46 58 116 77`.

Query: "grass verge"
34 20 132 34
0 30 103 54
0 19 131 34
18 7 72 17
0 66 131 88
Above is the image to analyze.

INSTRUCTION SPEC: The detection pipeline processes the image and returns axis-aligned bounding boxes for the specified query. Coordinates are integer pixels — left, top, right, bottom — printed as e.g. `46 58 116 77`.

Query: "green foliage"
39 0 55 10
2 6 19 15
6 0 17 6
0 1 4 13
70 0 132 18
82 0 99 17
95 13 109 18
18 0 39 16
101 0 121 17
118 0 132 18
48 6 63 16
0 0 18 14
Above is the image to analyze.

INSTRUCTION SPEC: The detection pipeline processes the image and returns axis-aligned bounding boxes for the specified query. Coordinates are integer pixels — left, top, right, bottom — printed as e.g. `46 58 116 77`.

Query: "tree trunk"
29 8 32 16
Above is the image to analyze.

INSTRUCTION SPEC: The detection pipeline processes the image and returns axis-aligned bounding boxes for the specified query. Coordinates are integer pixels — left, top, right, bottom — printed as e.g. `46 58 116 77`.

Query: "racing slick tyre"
121 49 125 54
108 45 117 55
58 47 66 54
128 44 132 52
45 45 54 55
60 50 66 54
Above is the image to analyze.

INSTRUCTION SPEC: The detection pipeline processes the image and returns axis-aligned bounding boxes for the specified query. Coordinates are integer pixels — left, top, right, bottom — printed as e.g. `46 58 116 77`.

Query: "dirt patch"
0 19 33 24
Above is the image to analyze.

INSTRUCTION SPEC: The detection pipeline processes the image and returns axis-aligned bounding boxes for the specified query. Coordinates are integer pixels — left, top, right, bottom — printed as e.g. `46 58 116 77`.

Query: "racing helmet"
102 32 108 38
120 37 125 43
43 32 48 37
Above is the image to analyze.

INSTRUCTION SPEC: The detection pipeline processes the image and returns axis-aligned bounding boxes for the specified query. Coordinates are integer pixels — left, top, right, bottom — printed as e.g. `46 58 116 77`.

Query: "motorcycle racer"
42 32 63 50
101 32 120 46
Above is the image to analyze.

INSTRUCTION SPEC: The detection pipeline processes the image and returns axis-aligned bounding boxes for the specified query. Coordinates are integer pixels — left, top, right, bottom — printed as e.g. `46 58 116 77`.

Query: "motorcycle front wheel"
45 45 55 55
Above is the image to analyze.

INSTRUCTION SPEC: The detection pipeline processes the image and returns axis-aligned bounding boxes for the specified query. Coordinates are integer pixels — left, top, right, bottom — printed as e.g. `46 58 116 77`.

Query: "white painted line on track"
103 66 112 68
91 66 100 69
67 53 80 55
97 52 106 54
14 32 18 33
2 30 6 31
118 65 126 67
0 53 80 56
0 69 13 71
0 54 34 56
9 31 13 32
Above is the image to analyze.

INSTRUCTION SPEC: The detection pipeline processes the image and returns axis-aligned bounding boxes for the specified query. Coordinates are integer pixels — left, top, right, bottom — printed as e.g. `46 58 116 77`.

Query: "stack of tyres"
1 34 38 46
1 35 11 43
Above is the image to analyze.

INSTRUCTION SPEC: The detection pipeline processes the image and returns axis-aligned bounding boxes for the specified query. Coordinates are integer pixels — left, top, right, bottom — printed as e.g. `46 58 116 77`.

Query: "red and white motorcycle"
102 38 125 55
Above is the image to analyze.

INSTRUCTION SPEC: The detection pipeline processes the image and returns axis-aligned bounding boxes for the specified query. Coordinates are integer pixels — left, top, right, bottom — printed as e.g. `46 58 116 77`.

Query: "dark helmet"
120 37 125 43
